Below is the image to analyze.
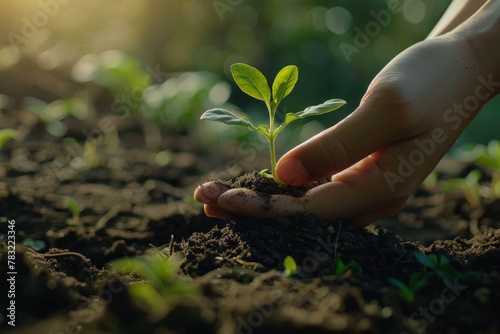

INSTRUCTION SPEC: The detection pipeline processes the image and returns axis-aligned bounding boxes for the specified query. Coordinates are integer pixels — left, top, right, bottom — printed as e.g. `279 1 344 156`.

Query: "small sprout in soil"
413 252 475 281
387 276 424 303
440 169 482 207
282 255 298 277
201 63 346 182
0 129 20 150
65 196 84 226
456 140 500 199
22 238 46 252
389 252 473 303
109 250 200 320
334 259 363 276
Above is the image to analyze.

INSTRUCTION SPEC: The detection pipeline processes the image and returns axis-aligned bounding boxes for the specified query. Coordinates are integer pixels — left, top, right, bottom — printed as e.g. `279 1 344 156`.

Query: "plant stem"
268 104 280 183
269 134 278 181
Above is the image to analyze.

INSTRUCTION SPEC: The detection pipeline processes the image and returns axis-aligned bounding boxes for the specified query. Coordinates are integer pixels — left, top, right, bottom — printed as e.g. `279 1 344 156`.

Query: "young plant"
201 63 346 182
334 258 363 276
471 140 500 199
282 255 298 277
388 275 427 303
65 196 84 226
440 169 482 206
21 237 46 251
454 140 500 199
389 252 472 303
109 251 199 320
0 129 19 150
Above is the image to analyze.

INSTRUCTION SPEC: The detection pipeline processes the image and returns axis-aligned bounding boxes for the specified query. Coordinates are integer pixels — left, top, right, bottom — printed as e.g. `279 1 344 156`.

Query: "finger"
194 182 232 205
203 204 234 219
277 86 424 185
351 198 408 227
217 188 306 218
303 173 404 223
303 146 426 223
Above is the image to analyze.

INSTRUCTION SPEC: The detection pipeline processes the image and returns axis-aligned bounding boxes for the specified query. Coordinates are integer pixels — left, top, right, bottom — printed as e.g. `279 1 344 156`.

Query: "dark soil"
215 171 328 197
1 118 500 333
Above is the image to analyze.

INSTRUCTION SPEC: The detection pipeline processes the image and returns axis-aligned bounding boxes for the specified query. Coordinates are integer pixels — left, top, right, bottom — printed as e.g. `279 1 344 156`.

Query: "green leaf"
439 255 449 266
388 277 414 302
414 252 436 270
65 197 83 214
230 63 271 104
335 259 348 276
283 99 346 127
0 129 19 150
408 272 429 290
347 260 363 275
272 65 298 106
201 108 256 129
255 125 270 138
440 178 466 191
465 169 482 185
283 255 297 276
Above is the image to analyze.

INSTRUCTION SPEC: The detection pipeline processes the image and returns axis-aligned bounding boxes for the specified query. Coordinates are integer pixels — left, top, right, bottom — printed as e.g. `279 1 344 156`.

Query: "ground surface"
1 121 500 334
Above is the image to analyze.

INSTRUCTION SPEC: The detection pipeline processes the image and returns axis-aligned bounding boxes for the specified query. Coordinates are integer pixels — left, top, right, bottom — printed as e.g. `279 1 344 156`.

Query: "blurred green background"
0 0 498 156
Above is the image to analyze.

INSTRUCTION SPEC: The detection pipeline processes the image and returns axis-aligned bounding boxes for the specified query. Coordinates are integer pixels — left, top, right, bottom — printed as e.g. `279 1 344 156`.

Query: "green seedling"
388 275 427 303
471 140 500 199
334 258 363 276
282 255 298 277
21 238 46 251
109 251 199 320
65 197 84 226
0 129 19 150
389 252 473 303
201 63 346 182
440 169 482 207
62 138 101 171
413 252 464 281
454 140 500 199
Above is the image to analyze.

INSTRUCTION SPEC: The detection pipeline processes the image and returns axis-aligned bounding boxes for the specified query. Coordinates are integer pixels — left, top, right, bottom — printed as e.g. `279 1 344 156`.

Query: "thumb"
276 86 418 184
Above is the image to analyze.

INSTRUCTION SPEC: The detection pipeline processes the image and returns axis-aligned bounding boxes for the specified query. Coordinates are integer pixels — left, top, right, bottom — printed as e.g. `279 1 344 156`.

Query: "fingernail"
194 183 222 204
277 158 309 184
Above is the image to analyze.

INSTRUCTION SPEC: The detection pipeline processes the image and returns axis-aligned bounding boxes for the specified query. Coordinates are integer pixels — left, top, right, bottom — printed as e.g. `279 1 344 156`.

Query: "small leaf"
408 272 429 290
347 260 363 275
440 178 466 191
388 277 414 302
255 125 270 138
201 108 256 129
65 197 83 214
414 252 436 269
272 65 298 105
335 259 348 276
465 169 482 185
258 170 274 179
230 63 271 104
0 129 19 150
439 255 449 266
283 99 346 127
283 255 297 276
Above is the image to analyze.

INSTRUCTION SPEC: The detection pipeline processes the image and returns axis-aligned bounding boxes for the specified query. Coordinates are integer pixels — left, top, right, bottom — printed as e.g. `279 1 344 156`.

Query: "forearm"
427 0 488 39
455 0 500 82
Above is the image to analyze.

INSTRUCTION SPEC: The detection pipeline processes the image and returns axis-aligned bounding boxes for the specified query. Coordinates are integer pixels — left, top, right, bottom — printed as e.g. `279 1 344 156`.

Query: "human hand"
195 33 499 226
